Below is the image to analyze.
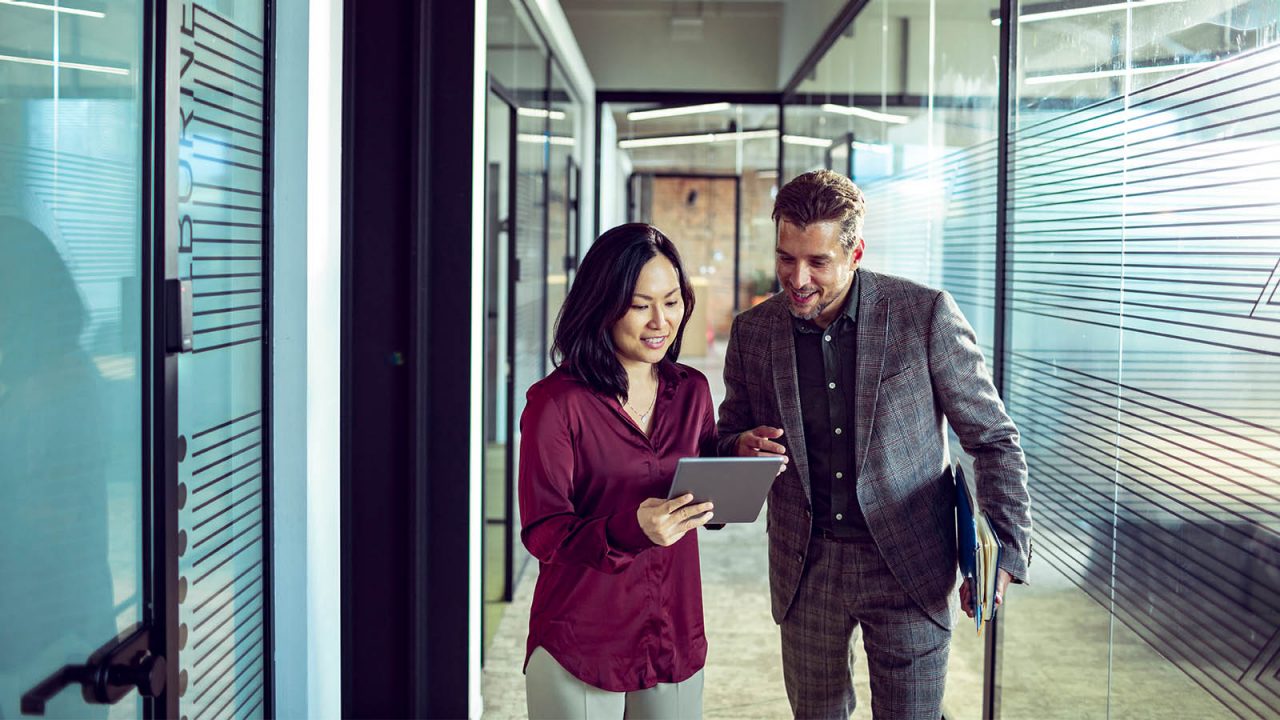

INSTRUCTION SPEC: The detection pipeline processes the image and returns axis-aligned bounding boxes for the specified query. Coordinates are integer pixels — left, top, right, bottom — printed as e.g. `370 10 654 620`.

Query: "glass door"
1 1 147 717
1 0 272 716
172 0 271 717
482 87 514 652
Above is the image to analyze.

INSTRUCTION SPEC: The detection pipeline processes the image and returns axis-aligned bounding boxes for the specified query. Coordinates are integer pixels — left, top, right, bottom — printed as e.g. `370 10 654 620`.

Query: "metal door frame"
486 77 521 607
151 0 277 714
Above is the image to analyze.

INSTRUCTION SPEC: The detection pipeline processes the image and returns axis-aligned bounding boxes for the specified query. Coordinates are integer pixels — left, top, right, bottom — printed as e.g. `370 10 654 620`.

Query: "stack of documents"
954 463 1003 635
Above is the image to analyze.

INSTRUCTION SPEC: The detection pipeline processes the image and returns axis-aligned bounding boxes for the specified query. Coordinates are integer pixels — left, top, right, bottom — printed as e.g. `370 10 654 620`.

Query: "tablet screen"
667 457 782 524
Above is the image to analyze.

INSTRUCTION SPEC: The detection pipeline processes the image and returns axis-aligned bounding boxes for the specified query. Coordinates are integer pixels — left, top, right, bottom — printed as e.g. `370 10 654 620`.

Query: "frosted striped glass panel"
1002 3 1280 716
174 1 268 718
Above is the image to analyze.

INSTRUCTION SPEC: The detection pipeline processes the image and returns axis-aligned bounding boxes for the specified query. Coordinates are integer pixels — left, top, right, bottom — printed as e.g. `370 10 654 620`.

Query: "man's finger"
753 425 784 439
754 438 787 455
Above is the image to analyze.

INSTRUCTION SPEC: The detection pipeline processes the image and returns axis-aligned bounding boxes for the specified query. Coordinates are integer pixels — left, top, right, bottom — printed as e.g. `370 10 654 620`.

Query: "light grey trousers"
525 647 704 720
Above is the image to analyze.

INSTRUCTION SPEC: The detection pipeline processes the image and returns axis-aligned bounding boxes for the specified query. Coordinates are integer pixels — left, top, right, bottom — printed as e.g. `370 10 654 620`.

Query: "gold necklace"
624 389 657 425
622 370 659 425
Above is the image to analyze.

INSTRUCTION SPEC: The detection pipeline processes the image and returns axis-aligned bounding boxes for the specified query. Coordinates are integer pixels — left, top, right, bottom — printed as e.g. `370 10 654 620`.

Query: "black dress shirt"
793 272 870 539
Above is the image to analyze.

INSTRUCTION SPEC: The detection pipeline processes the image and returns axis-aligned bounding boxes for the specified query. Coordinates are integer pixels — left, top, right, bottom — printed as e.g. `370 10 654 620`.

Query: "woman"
519 223 717 719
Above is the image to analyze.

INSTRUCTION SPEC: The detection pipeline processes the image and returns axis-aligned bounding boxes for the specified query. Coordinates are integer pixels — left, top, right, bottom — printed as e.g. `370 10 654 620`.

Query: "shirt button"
824 335 832 342
835 472 843 479
835 427 843 435
828 382 836 389
836 513 844 521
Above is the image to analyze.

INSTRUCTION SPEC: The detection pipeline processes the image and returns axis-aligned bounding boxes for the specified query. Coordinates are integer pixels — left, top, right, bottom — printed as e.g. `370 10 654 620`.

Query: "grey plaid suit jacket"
716 270 1032 630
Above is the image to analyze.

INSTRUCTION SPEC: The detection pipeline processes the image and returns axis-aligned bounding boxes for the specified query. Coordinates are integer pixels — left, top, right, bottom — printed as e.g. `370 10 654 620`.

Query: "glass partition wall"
483 0 585 657
781 1 1280 718
1002 1 1280 718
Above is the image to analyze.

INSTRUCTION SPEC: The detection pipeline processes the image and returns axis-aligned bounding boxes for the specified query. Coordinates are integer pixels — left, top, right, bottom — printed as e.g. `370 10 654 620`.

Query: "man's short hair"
771 169 866 252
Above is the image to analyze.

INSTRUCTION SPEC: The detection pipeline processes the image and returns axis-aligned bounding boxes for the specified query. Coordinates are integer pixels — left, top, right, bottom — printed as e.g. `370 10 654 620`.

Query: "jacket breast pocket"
880 363 921 387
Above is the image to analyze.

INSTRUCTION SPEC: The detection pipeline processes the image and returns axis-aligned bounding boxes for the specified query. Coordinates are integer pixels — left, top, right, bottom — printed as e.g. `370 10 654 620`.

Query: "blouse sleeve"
518 383 654 574
697 375 719 458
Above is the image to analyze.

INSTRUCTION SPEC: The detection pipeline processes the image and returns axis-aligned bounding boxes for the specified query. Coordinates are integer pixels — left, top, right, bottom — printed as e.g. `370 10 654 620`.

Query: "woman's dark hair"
552 223 695 398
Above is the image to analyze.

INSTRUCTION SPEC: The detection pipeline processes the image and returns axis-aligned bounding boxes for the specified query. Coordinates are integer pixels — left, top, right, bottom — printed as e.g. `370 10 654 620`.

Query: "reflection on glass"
1003 1 1280 718
0 3 142 718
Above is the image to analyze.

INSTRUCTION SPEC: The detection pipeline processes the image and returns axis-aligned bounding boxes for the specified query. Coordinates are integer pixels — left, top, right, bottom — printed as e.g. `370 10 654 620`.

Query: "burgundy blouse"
518 360 717 692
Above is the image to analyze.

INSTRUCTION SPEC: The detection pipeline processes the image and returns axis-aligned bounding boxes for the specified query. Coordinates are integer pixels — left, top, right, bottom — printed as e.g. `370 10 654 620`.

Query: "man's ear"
852 236 866 265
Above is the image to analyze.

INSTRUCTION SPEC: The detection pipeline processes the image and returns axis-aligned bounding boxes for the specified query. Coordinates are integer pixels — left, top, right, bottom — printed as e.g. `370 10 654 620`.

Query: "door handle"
20 624 165 716
165 278 193 353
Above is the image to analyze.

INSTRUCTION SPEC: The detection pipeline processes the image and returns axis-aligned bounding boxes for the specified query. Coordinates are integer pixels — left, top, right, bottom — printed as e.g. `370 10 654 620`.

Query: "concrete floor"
481 348 1236 719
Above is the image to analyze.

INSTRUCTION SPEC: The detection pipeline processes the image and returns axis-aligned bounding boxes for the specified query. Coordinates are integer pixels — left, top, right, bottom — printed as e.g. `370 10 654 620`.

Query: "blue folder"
954 463 1003 633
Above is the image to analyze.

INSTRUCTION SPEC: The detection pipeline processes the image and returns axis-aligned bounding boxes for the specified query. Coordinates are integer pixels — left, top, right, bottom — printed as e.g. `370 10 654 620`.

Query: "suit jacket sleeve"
518 385 654 574
927 290 1033 583
716 314 754 457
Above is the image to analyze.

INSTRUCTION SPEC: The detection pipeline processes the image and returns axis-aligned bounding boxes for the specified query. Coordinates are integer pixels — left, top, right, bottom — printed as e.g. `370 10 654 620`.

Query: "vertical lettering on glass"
175 2 269 719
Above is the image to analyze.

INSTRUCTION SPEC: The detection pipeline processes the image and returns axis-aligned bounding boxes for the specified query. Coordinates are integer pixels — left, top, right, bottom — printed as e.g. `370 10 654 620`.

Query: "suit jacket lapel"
854 271 889 478
768 297 811 497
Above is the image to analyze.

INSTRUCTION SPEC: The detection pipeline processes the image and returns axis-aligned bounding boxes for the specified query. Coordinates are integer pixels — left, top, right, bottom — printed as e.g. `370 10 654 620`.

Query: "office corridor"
479 349 1236 720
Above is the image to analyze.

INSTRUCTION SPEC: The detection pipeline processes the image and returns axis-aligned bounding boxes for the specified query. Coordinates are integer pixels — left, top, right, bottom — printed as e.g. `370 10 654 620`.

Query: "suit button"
834 427 843 435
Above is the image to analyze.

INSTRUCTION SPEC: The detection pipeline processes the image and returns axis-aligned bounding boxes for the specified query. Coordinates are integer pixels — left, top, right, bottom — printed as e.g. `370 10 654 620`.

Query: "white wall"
597 108 629 235
563 1 781 91
778 0 848 88
271 0 343 716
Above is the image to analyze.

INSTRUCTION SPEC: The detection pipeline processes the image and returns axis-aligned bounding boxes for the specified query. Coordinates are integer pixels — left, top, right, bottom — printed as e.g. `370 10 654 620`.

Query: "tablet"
666 457 783 524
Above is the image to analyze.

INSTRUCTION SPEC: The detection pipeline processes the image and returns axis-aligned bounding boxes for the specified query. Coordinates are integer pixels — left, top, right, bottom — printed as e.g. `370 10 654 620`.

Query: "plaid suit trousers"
780 536 950 720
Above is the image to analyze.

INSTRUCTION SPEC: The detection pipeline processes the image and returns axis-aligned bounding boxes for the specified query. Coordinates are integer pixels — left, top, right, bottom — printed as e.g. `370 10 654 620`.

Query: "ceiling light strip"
781 135 833 148
618 128 779 149
626 102 732 121
820 103 910 124
0 53 128 75
0 0 105 17
1025 59 1217 85
517 107 567 120
517 133 575 146
1020 0 1187 24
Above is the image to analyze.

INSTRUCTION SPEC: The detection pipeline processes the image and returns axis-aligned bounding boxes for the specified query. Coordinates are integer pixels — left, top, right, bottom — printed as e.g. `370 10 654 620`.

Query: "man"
717 170 1032 719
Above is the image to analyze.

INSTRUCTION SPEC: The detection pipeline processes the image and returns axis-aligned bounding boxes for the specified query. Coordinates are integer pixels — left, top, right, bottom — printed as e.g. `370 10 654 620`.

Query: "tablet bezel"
666 456 783 524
